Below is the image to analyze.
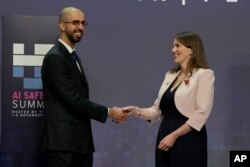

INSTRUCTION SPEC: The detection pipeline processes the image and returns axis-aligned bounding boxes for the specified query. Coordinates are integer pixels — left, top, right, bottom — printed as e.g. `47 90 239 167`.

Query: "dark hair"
171 31 209 73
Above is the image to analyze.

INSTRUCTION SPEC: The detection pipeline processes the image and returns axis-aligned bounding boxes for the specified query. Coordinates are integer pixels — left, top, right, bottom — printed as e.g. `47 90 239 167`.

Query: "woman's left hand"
157 133 178 151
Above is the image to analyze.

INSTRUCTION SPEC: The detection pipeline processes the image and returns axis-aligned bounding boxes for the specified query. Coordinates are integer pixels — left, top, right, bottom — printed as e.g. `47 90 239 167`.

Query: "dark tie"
71 51 83 73
71 51 88 89
71 51 78 62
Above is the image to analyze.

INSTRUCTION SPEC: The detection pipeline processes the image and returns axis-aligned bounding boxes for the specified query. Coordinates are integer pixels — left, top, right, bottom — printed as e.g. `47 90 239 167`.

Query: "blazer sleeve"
186 69 215 131
42 52 108 123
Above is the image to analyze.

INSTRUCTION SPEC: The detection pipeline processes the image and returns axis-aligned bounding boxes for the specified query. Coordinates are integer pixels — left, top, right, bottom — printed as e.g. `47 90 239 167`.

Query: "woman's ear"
189 48 193 55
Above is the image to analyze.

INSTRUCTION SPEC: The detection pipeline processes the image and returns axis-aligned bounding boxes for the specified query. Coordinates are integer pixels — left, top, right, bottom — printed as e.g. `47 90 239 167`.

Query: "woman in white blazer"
124 31 215 167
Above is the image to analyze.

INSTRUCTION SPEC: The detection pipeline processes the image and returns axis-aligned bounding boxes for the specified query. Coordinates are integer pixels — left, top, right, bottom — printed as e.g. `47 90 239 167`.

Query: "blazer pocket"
56 114 79 124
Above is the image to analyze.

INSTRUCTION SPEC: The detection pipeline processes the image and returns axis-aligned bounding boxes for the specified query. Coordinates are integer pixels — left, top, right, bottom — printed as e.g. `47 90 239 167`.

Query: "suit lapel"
75 56 89 88
57 42 89 90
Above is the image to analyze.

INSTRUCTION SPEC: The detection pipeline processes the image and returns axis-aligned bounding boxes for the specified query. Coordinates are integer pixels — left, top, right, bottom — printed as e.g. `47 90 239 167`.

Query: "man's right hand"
108 107 128 123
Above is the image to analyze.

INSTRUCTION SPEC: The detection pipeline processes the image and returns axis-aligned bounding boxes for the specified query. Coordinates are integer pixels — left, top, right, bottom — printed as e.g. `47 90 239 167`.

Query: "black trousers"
44 150 93 167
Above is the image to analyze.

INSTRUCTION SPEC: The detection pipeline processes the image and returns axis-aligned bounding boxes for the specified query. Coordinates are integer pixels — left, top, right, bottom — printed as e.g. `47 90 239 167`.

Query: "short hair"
59 7 83 22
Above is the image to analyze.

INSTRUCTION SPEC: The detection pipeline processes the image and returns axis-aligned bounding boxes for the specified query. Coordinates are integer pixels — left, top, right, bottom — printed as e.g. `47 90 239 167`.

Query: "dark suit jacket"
41 41 108 153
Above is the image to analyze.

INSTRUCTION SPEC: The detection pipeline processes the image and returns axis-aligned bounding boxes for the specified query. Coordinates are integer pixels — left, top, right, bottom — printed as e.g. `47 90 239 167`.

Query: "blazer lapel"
158 71 181 101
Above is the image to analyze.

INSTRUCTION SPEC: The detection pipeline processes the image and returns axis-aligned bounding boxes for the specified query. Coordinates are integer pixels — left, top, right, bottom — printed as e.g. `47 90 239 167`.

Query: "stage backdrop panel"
1 16 57 166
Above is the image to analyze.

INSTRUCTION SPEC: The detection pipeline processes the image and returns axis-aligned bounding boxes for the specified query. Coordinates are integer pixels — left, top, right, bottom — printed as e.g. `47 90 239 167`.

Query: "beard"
67 30 83 44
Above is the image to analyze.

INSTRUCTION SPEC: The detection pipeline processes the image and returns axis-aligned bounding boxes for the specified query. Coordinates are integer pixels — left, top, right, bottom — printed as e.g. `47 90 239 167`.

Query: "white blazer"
146 68 215 131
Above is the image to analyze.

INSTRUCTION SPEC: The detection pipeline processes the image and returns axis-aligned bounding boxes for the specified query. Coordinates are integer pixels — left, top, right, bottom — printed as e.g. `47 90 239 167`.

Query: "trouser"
45 150 93 167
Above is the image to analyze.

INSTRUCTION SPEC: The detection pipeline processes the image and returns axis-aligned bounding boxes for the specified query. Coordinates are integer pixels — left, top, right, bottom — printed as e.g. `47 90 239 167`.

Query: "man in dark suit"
40 7 127 167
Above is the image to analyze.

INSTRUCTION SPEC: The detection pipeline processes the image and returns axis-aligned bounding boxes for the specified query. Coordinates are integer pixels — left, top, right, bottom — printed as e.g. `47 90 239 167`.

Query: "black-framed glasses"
63 20 88 27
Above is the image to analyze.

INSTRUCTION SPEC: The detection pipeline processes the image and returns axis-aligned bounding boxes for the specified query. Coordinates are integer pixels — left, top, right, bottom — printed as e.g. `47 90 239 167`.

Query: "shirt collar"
58 38 75 54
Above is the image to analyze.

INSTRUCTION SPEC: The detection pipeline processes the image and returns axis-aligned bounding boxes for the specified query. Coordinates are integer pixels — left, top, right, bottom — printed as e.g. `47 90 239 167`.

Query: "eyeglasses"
63 20 88 27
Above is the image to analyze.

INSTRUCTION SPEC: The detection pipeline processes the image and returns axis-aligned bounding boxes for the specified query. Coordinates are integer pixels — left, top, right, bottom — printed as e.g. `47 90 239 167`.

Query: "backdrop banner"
1 15 57 166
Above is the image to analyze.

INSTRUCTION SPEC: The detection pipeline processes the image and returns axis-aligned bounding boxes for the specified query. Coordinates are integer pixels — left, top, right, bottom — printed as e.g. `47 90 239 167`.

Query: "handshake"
108 106 141 123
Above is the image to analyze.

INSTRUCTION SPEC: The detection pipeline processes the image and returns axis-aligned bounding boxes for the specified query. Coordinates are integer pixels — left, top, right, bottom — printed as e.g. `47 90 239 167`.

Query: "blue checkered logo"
12 43 54 89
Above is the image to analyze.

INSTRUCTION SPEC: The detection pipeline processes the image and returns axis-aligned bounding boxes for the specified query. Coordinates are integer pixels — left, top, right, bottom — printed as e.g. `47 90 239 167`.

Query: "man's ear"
59 22 65 31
